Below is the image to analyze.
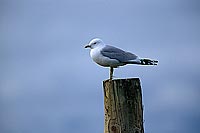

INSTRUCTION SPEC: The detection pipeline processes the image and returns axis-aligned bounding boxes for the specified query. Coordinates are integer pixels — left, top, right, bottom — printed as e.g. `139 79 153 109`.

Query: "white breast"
90 46 123 67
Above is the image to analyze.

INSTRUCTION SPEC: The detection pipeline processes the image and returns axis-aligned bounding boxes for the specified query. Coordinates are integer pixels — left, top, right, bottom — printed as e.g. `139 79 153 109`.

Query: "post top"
103 78 140 83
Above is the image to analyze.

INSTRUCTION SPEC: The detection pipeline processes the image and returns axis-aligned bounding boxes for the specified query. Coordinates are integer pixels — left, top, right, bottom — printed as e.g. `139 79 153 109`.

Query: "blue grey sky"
1 0 200 133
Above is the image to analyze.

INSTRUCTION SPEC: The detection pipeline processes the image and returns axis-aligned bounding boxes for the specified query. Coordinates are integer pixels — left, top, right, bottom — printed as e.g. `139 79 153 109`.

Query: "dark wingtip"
153 60 158 65
140 59 158 65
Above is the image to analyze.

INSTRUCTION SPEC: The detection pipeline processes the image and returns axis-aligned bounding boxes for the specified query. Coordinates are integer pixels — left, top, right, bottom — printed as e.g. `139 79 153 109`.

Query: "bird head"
84 38 104 49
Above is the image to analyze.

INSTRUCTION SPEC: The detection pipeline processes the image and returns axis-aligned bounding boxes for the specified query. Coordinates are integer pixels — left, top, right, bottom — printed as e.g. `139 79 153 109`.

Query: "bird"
85 38 158 80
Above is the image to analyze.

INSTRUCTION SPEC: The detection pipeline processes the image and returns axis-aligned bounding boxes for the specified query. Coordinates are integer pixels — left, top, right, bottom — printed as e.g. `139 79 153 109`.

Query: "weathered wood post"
103 78 144 133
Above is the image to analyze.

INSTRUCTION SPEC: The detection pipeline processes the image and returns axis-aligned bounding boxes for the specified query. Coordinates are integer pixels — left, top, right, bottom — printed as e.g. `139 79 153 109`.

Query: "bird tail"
140 58 158 65
124 58 158 65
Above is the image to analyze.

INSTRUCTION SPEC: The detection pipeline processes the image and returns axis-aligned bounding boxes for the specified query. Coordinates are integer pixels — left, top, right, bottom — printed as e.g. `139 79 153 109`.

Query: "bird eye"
93 42 97 44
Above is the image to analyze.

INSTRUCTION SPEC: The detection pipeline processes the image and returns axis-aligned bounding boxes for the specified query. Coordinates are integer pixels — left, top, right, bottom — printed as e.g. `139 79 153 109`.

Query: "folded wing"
101 45 138 63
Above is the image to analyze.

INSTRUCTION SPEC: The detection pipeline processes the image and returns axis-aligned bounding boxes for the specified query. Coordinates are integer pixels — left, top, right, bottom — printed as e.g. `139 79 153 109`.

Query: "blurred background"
0 0 200 133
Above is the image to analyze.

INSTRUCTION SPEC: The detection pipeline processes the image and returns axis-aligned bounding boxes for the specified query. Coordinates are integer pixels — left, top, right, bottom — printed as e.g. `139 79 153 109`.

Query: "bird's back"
101 45 139 63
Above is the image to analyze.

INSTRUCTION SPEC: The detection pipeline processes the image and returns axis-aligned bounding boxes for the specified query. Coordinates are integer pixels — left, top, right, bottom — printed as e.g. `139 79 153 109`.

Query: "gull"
85 38 158 80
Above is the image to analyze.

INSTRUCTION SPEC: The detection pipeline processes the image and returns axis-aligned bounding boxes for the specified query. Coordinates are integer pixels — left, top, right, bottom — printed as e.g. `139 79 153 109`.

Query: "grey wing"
101 45 138 62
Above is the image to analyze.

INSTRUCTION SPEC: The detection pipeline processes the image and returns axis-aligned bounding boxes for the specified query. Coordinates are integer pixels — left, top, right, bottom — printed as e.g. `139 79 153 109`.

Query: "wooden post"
103 78 144 133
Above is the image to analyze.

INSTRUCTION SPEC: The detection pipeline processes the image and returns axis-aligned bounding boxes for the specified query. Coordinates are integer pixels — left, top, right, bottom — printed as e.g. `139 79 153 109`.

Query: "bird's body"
85 38 158 80
90 44 126 67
